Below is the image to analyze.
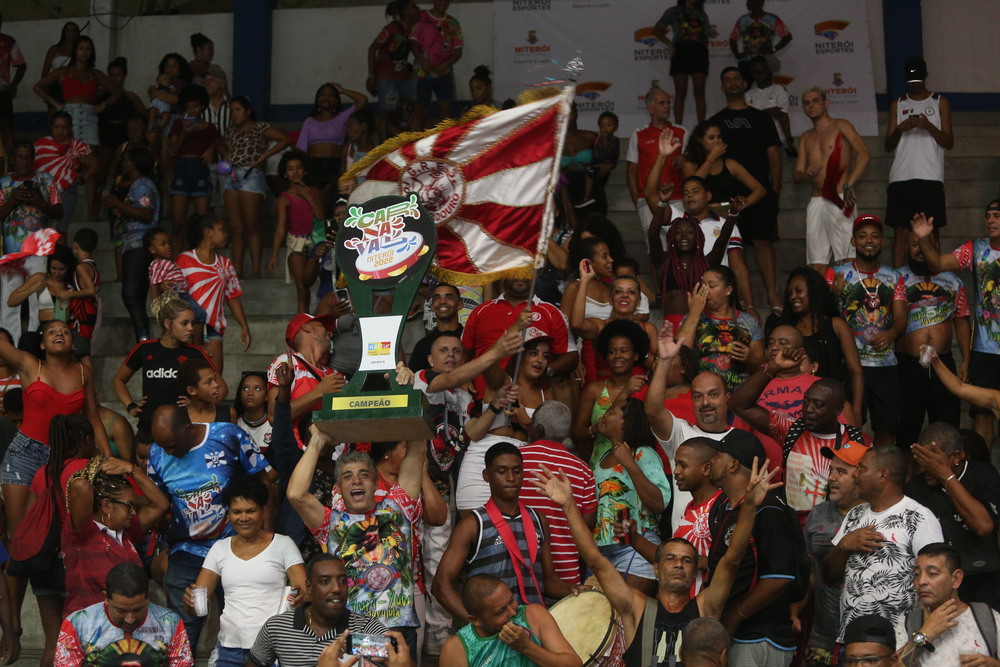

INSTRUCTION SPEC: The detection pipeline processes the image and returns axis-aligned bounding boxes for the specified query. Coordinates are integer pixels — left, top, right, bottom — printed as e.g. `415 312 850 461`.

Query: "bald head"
768 324 804 350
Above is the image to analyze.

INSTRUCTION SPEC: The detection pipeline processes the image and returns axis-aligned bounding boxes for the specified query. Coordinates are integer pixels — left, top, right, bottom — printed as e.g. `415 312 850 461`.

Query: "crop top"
61 74 100 103
294 106 355 151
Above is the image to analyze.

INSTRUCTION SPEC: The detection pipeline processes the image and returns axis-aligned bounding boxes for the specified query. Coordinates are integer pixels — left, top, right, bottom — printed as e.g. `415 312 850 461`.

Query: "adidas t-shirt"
123 340 215 428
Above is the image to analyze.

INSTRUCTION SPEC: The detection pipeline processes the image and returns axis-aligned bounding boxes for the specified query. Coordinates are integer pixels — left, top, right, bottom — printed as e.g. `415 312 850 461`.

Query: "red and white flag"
345 87 573 284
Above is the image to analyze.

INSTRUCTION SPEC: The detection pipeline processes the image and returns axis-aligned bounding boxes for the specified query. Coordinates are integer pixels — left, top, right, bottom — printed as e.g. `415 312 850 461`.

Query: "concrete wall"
922 0 1000 92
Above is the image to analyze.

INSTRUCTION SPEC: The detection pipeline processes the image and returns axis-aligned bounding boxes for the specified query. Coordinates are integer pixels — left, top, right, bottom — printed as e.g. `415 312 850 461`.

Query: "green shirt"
456 605 542 666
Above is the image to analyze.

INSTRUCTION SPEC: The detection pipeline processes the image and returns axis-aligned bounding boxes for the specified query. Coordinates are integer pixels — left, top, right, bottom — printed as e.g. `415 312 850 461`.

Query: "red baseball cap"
852 214 883 233
285 313 336 346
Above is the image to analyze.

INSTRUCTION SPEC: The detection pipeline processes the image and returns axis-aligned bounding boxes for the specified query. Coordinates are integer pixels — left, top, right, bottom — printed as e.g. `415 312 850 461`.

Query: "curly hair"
595 319 649 364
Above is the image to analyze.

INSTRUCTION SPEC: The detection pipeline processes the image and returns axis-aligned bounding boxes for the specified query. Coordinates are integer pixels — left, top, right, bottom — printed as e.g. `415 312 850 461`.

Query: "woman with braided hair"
63 452 168 614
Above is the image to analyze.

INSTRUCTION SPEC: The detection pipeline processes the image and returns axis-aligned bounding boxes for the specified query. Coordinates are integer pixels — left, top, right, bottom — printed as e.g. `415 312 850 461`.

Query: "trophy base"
312 389 434 443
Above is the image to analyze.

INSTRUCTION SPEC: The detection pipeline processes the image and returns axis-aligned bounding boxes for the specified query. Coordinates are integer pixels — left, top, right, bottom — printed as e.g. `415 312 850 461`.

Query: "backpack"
7 466 62 578
905 602 997 658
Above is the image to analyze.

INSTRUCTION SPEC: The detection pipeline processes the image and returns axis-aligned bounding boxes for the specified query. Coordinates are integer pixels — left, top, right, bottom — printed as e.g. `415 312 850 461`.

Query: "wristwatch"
911 631 935 652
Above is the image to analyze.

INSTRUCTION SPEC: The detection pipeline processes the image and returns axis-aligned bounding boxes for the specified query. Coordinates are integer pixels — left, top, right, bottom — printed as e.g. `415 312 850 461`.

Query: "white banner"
494 0 878 137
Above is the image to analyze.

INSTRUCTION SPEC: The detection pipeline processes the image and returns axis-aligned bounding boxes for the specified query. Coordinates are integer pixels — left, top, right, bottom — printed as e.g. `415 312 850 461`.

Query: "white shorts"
805 196 856 265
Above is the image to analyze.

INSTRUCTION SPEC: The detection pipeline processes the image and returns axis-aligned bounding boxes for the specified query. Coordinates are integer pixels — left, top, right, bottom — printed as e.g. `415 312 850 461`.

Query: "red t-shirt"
628 124 686 200
519 440 598 585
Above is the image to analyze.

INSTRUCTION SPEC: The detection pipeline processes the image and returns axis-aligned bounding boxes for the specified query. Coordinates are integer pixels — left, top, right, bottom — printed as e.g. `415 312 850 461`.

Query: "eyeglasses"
842 655 893 666
102 496 137 513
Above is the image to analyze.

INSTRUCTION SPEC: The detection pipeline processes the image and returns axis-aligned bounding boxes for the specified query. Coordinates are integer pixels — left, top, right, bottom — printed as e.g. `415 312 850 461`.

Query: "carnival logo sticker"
400 159 466 225
342 194 430 281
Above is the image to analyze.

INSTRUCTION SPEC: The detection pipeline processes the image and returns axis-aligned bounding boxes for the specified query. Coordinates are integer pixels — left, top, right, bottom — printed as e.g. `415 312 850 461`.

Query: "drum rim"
549 589 619 666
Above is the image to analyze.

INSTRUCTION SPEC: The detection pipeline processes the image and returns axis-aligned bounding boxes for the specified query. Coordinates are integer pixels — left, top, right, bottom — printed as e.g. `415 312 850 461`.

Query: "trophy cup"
310 193 437 442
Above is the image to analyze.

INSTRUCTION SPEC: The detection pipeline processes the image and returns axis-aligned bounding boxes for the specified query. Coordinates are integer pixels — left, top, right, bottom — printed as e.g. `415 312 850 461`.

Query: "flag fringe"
341 105 501 184
430 264 536 286
517 86 562 105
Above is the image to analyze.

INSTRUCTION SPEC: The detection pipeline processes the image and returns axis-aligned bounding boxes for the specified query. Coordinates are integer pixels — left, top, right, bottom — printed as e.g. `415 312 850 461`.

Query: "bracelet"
736 602 749 620
126 401 137 413
944 474 956 488
843 183 854 190
128 464 136 476
488 403 501 414
657 200 670 209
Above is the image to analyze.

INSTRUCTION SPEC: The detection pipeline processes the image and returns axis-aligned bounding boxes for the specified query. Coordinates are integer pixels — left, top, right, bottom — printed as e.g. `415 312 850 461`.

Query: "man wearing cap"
705 429 801 666
885 57 952 268
829 215 907 446
266 313 346 449
823 446 943 649
842 614 900 666
647 323 739 535
730 347 867 517
911 202 1000 446
898 543 1000 666
905 422 1000 610
199 64 229 212
794 86 871 273
801 439 866 665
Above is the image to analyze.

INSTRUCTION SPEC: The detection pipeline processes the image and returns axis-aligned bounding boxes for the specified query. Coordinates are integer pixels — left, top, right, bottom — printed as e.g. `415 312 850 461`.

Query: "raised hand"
910 211 935 239
744 456 782 508
657 320 685 360
687 281 709 315
658 128 681 157
530 464 573 508
770 347 805 374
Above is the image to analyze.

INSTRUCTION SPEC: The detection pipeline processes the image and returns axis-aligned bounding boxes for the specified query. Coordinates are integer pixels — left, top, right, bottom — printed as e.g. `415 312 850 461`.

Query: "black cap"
706 429 767 470
842 614 897 651
905 57 927 83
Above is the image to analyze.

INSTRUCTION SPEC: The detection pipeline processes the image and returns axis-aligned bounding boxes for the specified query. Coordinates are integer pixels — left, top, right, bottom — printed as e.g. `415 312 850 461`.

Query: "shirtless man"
794 86 871 273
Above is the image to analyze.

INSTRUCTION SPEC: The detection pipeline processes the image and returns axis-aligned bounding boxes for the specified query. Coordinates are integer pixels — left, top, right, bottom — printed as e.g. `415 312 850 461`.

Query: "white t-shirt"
832 496 944 647
660 211 743 268
745 83 789 139
202 533 304 649
654 415 733 537
914 606 1000 665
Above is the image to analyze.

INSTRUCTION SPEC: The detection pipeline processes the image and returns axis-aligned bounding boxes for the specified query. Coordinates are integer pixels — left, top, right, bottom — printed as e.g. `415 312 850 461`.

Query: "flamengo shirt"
768 411 868 514
54 601 192 667
177 249 242 334
831 261 907 367
952 240 1000 354
626 124 687 200
519 439 599 584
124 340 214 427
311 484 421 628
832 496 943 646
266 353 340 450
898 267 970 334
147 422 268 558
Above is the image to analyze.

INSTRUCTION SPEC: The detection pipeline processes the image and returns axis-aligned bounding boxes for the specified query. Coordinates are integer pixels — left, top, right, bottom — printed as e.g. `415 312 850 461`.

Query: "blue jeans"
213 644 251 667
165 549 223 652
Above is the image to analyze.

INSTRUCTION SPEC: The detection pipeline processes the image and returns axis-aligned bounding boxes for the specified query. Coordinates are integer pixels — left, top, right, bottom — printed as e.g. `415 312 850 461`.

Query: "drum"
549 589 626 666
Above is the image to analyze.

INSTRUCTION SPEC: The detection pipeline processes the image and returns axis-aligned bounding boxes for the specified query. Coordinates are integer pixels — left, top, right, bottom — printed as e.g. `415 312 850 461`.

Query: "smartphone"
335 288 351 306
323 217 338 241
184 115 198 126
347 633 397 658
582 259 592 273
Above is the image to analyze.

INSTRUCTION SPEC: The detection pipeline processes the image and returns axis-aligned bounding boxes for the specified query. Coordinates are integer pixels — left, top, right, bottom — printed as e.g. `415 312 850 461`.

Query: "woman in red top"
63 455 169 614
0 320 110 540
34 35 120 220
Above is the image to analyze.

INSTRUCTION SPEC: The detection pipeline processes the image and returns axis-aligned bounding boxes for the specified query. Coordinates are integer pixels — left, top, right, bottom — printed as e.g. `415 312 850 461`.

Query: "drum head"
549 590 617 666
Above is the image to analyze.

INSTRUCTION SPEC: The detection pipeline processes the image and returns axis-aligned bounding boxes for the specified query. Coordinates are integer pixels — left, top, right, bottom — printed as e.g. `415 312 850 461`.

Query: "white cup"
192 586 209 617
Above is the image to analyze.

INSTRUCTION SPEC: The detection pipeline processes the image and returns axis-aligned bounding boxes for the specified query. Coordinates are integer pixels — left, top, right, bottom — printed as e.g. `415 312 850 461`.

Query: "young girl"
231 371 272 455
269 152 323 314
344 109 375 173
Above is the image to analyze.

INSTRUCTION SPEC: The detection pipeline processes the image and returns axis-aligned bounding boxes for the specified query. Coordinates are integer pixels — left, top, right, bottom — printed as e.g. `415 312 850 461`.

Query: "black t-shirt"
707 491 797 648
708 106 781 188
906 461 1000 578
409 325 464 373
124 339 215 427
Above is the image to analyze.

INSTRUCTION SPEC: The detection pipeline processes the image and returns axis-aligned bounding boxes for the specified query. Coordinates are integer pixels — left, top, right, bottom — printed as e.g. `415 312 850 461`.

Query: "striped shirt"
149 258 190 294
519 440 598 585
468 504 545 605
249 605 386 667
201 97 232 138
33 136 91 192
176 249 242 333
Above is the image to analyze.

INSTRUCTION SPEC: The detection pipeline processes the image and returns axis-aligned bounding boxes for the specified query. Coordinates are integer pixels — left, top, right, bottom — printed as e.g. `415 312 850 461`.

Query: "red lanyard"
484 498 543 607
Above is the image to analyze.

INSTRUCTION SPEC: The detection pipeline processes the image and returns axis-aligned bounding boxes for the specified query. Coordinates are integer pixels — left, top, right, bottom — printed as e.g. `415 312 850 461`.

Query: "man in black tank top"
532 440 779 666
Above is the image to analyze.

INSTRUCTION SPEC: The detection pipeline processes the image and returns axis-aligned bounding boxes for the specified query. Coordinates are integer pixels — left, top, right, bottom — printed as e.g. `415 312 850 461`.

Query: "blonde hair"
150 290 194 329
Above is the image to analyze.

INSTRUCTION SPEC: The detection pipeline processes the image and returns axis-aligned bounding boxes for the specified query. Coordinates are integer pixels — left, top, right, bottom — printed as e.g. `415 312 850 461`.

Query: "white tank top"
888 92 945 183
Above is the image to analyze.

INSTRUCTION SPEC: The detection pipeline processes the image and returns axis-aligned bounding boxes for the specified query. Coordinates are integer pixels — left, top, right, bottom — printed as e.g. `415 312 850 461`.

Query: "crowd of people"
0 1 996 667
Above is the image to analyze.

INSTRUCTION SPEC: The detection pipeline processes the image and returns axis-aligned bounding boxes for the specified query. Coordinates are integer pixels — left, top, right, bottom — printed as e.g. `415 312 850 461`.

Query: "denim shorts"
416 73 456 104
596 530 662 581
64 103 99 146
376 78 416 111
211 644 251 667
204 323 223 342
1 431 50 486
223 165 266 195
180 292 207 325
170 156 212 198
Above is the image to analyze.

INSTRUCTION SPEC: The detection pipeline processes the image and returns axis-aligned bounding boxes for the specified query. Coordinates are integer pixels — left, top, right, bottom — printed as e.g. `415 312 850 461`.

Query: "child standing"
231 371 272 455
68 227 101 363
144 227 207 325
579 111 620 208
176 215 251 372
269 152 323 314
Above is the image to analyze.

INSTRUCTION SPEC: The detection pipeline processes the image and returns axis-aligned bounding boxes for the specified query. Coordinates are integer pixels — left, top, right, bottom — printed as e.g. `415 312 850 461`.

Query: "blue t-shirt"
897 267 970 334
119 175 160 252
147 422 267 557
